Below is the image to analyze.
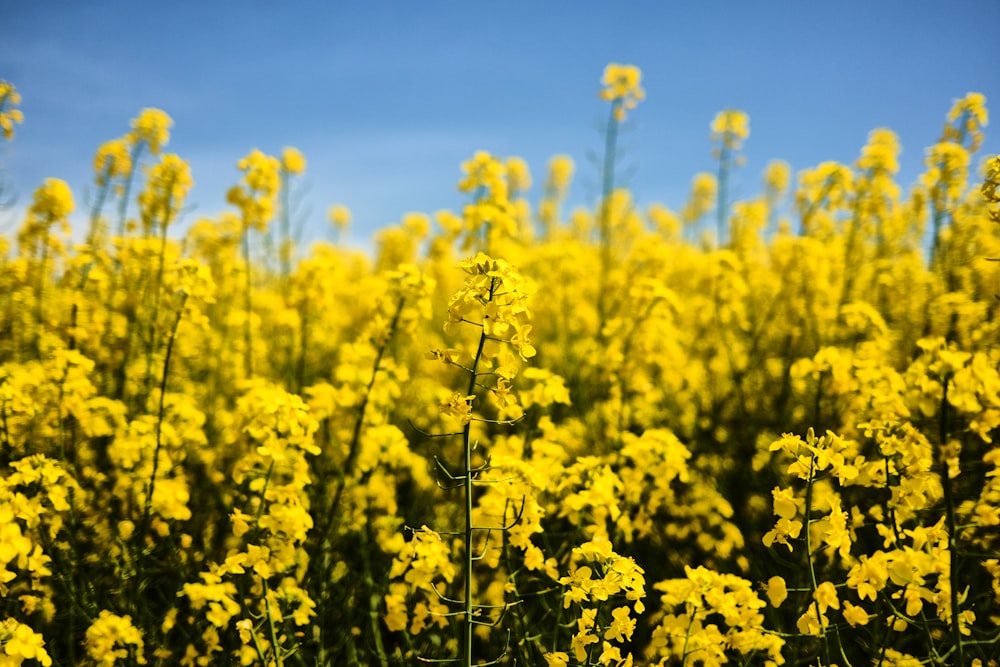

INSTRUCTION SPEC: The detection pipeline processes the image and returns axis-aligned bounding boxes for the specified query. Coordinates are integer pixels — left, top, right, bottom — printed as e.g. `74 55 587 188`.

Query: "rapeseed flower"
0 619 52 666
281 146 306 174
0 81 24 140
599 63 644 121
128 108 172 154
93 138 133 188
84 611 146 666
711 109 750 152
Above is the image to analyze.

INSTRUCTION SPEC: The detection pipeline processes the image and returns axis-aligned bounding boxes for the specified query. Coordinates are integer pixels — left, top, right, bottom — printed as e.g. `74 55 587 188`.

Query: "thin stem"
361 516 390 667
803 451 831 664
115 142 145 239
680 605 696 667
310 297 407 645
939 379 965 665
34 226 51 354
280 168 292 278
461 275 497 667
69 176 114 351
597 101 620 338
716 144 730 247
263 579 285 667
142 292 188 530
144 174 178 391
323 297 406 530
243 221 254 378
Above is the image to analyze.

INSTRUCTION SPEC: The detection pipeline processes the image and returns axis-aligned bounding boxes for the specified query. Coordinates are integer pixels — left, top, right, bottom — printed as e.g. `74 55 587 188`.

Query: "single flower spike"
0 80 25 141
711 109 750 152
599 63 645 122
281 146 306 174
328 203 351 232
128 108 172 155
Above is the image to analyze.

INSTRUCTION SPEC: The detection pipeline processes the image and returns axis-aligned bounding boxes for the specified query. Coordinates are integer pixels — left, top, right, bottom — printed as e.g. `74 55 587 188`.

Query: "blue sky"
3 1 999 248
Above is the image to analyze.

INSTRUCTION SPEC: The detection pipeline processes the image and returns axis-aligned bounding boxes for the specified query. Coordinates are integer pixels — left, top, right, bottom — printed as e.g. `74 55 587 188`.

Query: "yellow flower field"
1 65 999 666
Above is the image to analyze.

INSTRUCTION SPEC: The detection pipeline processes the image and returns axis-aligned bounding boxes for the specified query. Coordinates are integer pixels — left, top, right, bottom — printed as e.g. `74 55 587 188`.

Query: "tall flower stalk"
227 149 282 378
710 109 749 247
595 63 644 333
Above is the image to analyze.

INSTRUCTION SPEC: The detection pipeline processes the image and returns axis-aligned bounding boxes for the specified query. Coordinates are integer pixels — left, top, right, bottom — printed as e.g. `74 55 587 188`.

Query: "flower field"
1 66 999 666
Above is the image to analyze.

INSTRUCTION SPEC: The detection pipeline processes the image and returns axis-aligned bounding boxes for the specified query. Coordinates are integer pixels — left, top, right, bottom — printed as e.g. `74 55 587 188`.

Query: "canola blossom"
0 66 998 667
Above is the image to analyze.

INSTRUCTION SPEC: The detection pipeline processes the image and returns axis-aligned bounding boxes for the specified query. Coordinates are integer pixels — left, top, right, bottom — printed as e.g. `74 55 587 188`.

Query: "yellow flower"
0 619 53 666
711 109 750 151
763 160 791 195
383 587 409 632
813 580 840 614
439 393 475 424
846 552 889 601
543 652 569 667
129 108 172 155
571 629 599 662
401 212 431 238
506 156 532 193
328 203 352 233
842 600 870 626
93 137 133 187
0 81 24 141
983 154 1000 222
28 178 75 221
598 642 633 667
764 575 787 608
943 91 988 151
921 140 969 210
458 150 507 196
230 148 282 232
770 486 800 519
84 611 147 666
235 619 253 644
796 605 825 636
682 172 717 223
599 63 645 122
19 178 75 253
546 155 575 193
281 146 306 174
138 153 193 231
603 606 635 642
857 128 901 174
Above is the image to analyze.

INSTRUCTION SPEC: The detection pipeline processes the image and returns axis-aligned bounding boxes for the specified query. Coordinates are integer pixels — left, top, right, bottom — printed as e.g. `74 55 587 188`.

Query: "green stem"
717 144 730 247
680 605 696 667
597 101 620 339
361 518 390 667
280 168 292 278
263 579 284 667
34 228 51 352
839 194 865 307
322 297 405 533
939 379 965 665
243 221 254 378
68 176 114 352
116 142 145 239
144 176 178 392
803 451 831 664
461 275 497 667
142 293 187 530
310 297 406 645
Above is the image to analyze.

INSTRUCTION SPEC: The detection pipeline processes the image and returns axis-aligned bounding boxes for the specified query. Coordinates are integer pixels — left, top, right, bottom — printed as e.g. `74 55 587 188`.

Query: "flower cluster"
227 149 282 232
0 81 24 141
649 565 783 666
0 70 997 667
548 535 646 666
599 63 645 121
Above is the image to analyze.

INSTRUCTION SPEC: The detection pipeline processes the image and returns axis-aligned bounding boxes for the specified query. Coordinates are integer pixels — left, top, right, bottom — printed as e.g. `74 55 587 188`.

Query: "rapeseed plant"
0 82 23 142
0 66 998 667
